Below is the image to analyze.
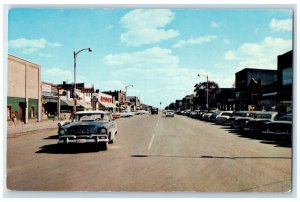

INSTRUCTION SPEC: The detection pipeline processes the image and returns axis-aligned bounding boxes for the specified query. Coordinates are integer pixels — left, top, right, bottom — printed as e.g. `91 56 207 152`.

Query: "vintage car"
242 111 278 136
165 110 175 117
151 108 159 115
262 112 292 139
215 111 233 125
57 111 118 150
225 111 258 129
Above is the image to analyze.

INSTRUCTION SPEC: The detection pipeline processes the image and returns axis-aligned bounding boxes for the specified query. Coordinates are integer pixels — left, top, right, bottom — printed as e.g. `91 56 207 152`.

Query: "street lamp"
125 84 133 101
73 48 92 113
198 74 209 110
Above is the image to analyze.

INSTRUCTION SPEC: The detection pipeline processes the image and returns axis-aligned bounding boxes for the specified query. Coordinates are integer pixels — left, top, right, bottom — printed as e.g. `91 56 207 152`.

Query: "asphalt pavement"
6 113 292 193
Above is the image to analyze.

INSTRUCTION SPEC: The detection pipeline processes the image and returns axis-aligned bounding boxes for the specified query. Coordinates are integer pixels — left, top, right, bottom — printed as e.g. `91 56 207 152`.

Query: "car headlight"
59 129 65 136
99 128 107 134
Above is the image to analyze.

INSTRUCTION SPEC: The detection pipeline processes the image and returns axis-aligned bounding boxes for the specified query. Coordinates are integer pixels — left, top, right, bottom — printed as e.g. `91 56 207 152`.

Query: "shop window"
31 106 35 118
7 106 12 121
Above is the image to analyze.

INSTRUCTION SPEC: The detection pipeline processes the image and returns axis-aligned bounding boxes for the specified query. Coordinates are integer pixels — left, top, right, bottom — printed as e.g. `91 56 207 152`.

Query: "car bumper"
58 134 109 144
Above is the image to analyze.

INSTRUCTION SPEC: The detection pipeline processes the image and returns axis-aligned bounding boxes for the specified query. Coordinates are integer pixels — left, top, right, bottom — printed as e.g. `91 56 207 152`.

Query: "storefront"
98 92 117 112
7 54 42 124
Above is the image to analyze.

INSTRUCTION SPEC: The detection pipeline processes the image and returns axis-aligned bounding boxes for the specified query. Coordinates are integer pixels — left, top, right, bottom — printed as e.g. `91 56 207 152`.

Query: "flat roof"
8 53 41 67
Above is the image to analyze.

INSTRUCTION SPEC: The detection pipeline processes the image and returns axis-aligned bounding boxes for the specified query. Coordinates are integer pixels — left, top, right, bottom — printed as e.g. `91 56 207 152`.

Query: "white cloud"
8 38 61 55
224 36 292 70
42 66 86 84
210 21 220 28
269 18 292 32
102 47 179 67
172 35 217 48
120 9 179 46
224 51 236 60
42 66 73 83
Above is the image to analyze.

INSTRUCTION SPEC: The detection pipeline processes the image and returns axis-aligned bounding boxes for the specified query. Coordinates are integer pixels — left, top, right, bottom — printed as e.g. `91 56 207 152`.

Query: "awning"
61 99 80 107
262 92 277 97
77 100 92 109
99 102 117 108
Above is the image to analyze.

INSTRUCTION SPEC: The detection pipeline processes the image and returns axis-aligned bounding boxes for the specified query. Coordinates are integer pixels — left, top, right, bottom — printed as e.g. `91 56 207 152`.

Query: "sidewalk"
7 119 60 135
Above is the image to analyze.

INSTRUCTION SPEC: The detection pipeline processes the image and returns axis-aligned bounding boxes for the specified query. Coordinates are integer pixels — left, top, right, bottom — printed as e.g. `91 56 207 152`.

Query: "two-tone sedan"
242 111 278 136
57 111 118 150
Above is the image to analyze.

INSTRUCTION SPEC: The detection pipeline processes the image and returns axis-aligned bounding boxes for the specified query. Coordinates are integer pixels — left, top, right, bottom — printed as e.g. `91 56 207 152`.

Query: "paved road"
6 113 292 192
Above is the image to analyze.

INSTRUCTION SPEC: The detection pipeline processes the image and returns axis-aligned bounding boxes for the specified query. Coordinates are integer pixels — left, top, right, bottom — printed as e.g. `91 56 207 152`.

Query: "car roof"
74 110 108 115
256 111 278 115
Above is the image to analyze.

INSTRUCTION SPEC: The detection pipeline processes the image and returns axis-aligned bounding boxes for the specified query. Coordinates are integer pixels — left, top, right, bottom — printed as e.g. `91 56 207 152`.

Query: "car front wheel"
101 142 108 151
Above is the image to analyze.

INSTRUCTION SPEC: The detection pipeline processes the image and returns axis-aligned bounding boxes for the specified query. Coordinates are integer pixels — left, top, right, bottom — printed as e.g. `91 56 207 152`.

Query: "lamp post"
198 74 209 110
125 84 133 101
73 48 92 113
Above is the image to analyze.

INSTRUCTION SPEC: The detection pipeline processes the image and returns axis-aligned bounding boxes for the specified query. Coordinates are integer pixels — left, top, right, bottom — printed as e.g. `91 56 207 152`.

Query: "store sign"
100 96 112 103
42 84 52 93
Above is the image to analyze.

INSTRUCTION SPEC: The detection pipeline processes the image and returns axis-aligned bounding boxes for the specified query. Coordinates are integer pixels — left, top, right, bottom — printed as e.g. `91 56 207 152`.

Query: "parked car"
112 112 121 119
202 110 219 121
209 111 223 122
165 110 175 117
262 112 292 140
215 111 233 125
233 111 259 129
57 110 118 150
242 111 278 136
224 111 249 127
119 111 135 117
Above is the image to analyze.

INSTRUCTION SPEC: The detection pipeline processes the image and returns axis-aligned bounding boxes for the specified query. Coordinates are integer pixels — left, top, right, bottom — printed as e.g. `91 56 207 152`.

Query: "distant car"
242 111 278 136
119 111 135 117
112 112 121 119
165 110 175 117
57 111 118 150
151 108 159 115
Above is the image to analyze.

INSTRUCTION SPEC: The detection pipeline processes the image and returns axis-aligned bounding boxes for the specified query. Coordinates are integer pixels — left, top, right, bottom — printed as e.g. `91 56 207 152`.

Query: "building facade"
235 68 277 111
7 54 42 124
277 50 293 113
42 81 59 119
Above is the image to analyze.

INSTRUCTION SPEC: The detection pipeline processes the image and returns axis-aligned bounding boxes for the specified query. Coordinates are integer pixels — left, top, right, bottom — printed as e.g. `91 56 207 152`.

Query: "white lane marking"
148 117 160 150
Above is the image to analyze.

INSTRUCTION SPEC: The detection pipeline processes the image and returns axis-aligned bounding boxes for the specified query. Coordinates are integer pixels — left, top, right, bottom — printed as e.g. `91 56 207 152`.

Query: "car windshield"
275 113 292 121
255 114 272 119
73 113 109 122
234 112 247 117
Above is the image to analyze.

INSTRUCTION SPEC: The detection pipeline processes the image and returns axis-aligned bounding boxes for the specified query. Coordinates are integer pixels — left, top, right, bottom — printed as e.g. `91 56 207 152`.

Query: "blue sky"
8 8 293 108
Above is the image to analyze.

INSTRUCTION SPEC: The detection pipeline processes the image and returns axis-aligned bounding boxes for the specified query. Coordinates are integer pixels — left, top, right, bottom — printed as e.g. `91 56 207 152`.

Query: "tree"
194 81 219 109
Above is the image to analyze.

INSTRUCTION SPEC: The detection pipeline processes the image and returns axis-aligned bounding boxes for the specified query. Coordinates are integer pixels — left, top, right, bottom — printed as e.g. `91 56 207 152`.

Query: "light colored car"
215 111 233 125
119 111 135 117
57 110 118 150
165 110 175 117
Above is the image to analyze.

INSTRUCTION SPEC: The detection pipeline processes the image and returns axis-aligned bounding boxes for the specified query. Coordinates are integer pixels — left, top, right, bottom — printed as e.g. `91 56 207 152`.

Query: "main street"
6 113 292 192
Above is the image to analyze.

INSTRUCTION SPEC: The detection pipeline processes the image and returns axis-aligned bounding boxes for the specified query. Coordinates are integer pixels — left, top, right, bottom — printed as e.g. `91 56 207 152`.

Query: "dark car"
242 111 278 136
57 111 118 150
151 108 158 115
262 112 292 140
